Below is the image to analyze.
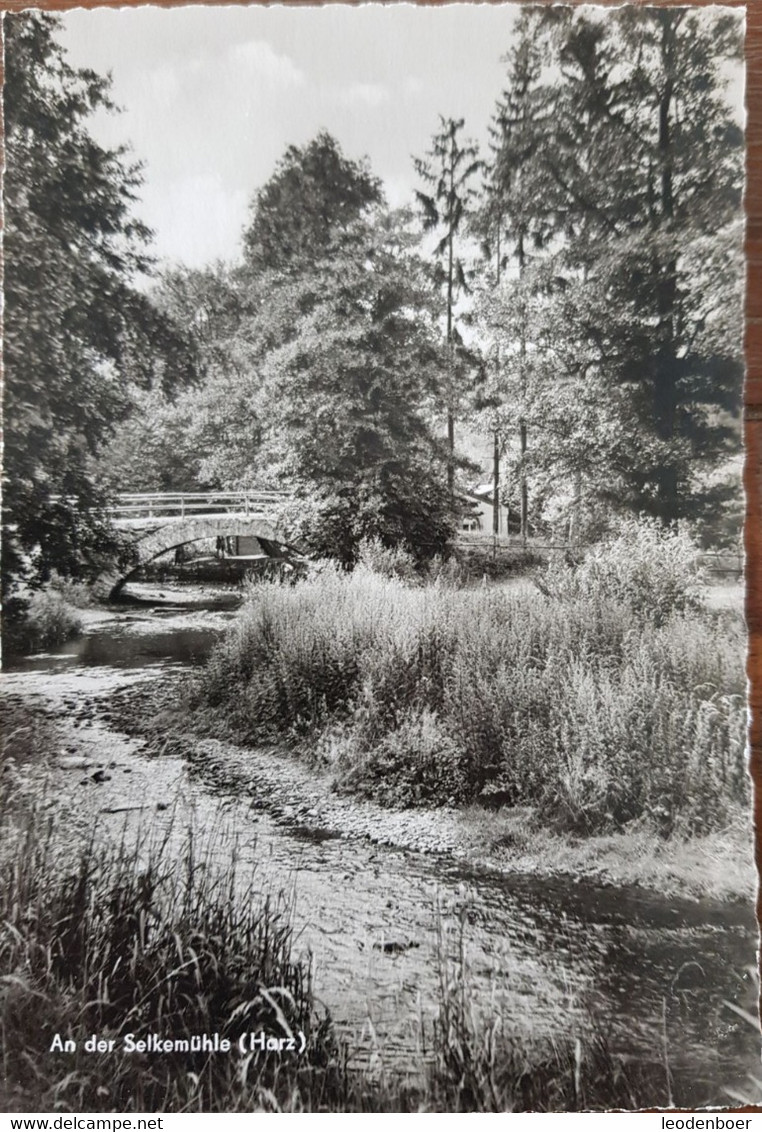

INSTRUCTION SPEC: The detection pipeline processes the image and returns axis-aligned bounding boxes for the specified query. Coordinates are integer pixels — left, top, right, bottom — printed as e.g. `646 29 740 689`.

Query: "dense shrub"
448 544 546 583
46 569 93 608
200 565 746 833
355 537 421 583
4 586 83 655
536 517 705 625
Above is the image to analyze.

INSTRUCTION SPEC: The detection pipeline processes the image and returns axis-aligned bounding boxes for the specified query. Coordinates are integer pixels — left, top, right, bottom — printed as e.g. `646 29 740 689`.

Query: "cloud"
228 40 305 89
338 81 390 109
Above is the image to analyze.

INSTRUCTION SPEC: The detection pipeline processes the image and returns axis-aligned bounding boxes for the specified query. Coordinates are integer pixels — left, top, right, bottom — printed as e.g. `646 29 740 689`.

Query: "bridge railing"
105 491 288 519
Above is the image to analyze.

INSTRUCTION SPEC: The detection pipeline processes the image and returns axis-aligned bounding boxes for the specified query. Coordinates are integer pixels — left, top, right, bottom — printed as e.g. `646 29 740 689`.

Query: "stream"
2 582 760 1106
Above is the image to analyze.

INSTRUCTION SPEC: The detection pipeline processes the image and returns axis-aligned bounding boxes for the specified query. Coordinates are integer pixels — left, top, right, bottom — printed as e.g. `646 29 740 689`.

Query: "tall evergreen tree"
480 6 744 534
414 118 482 496
474 15 561 541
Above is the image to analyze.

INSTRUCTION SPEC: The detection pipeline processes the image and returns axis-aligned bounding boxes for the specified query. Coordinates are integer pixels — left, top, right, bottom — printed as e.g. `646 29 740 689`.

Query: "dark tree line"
3 12 197 604
469 7 743 544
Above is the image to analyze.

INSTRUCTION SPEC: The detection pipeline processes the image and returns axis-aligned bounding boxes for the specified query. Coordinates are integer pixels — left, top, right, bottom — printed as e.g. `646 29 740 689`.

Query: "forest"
3 6 745 601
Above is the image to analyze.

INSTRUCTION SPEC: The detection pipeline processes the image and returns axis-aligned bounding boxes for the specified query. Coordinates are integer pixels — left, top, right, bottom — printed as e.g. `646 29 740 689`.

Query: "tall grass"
199 563 746 833
426 920 682 1112
0 800 713 1113
0 811 353 1112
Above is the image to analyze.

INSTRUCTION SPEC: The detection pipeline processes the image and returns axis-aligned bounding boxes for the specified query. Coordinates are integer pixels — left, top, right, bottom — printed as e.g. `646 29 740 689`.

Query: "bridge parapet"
107 490 288 521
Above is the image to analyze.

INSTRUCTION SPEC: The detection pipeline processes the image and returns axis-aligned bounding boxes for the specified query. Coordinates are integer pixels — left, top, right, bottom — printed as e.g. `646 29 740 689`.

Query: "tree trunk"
447 408 455 496
520 421 528 545
492 428 500 550
654 11 680 523
568 467 582 546
493 222 502 551
446 139 455 499
518 227 528 545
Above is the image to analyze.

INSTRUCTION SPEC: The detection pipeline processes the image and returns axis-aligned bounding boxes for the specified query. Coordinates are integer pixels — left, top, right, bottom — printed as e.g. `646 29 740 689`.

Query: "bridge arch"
94 514 286 600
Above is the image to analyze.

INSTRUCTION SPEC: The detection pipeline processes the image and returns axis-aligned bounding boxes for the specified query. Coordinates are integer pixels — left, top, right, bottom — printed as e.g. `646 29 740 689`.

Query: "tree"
3 12 194 595
473 17 562 542
474 259 627 543
249 209 456 565
131 135 455 564
479 6 744 535
165 136 387 495
242 131 382 276
414 118 482 496
95 264 255 493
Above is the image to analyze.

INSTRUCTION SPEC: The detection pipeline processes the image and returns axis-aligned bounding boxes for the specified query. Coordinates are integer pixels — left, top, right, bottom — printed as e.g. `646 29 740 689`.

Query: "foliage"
95 263 251 493
414 117 483 493
4 587 84 656
3 13 196 596
199 569 746 833
247 208 457 565
471 6 744 537
243 131 382 276
104 136 456 565
355 537 420 583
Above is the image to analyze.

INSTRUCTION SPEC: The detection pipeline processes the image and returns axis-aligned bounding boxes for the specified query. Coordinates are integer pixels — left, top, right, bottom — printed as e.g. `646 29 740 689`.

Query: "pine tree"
414 118 482 497
479 6 744 535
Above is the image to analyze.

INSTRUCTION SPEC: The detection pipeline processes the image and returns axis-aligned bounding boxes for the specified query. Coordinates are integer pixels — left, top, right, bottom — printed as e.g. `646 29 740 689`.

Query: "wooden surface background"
1 0 759 956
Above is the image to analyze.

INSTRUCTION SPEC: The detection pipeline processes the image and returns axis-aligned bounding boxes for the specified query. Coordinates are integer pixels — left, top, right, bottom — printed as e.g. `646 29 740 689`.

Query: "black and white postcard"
1 2 756 1114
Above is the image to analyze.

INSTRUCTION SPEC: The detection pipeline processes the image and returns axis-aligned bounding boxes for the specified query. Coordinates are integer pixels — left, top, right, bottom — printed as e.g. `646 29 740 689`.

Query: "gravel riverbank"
3 657 754 905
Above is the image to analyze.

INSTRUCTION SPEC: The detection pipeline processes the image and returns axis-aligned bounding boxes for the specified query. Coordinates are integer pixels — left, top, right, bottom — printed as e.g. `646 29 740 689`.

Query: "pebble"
58 756 91 770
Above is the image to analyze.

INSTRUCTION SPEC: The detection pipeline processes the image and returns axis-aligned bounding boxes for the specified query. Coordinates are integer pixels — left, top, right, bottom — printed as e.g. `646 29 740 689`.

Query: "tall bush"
199 566 746 833
536 517 705 625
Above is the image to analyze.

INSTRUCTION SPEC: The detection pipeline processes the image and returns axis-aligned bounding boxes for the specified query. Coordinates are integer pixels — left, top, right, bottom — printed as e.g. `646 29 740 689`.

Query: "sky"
58 4 523 270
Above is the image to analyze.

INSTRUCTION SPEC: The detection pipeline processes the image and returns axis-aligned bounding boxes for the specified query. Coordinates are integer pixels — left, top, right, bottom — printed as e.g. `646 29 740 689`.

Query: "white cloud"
339 81 390 109
228 40 305 89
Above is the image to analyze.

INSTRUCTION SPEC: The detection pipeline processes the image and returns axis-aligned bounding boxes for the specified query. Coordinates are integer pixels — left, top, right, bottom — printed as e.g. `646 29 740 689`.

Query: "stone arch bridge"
94 490 294 600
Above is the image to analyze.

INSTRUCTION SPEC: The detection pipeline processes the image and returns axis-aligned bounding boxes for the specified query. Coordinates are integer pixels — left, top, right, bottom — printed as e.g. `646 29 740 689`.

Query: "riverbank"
2 597 758 1109
7 664 751 905
2 747 725 1115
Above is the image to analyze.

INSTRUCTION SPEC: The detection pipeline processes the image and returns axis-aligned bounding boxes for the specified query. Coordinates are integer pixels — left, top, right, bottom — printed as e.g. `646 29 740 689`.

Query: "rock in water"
58 757 91 770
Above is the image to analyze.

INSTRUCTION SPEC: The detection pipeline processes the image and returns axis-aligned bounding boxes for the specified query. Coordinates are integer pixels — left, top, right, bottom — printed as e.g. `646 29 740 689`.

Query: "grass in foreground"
1 795 713 1114
0 817 347 1112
